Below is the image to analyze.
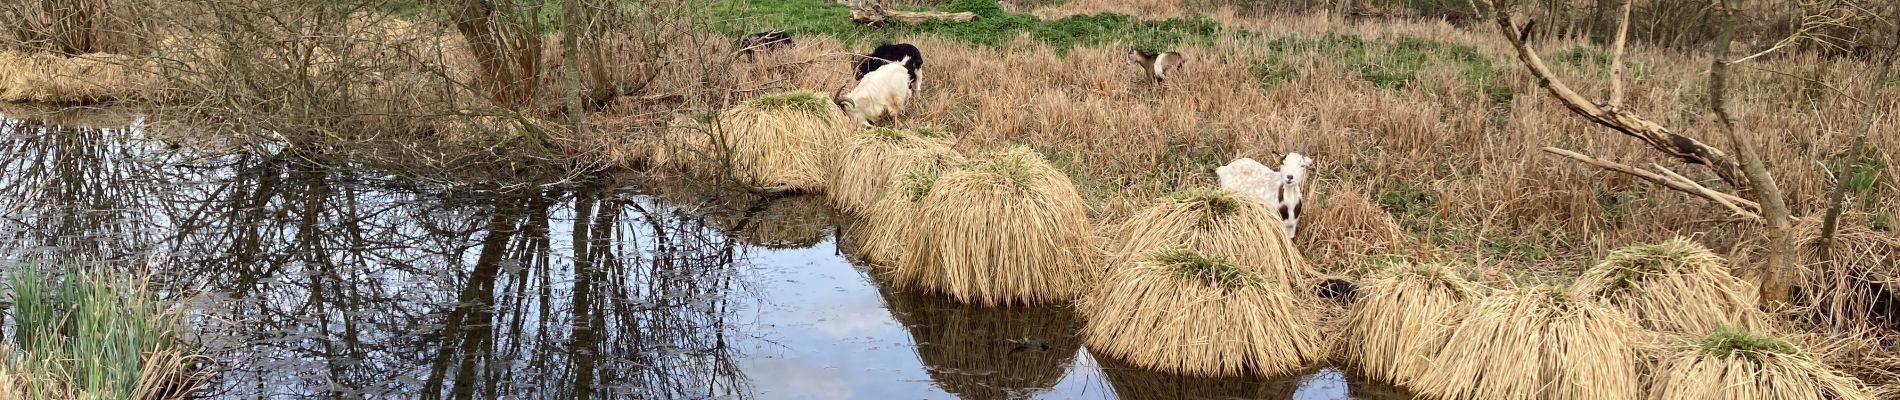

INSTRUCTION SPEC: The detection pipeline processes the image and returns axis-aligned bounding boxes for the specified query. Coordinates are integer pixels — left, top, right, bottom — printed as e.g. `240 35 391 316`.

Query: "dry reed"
1411 285 1643 400
895 146 1094 305
1787 215 1900 333
0 50 152 103
1339 262 1484 386
1574 238 1770 334
1104 187 1315 293
688 90 852 192
1080 248 1327 377
828 126 961 215
1647 327 1874 400
845 154 965 266
1297 183 1407 271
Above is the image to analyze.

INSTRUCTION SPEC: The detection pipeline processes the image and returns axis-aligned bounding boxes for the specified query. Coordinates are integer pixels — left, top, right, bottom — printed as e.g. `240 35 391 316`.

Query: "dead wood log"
1542 147 1764 222
850 6 976 25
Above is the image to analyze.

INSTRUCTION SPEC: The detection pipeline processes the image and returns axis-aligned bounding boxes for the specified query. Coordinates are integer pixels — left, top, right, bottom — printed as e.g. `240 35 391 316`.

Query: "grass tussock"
1297 183 1407 271
2 266 204 400
0 50 154 103
828 127 963 214
894 146 1093 305
1787 215 1900 333
1081 248 1327 377
1574 238 1768 335
1411 285 1643 400
1340 262 1483 386
872 276 1081 399
848 162 961 266
680 90 852 191
1648 327 1873 400
1106 187 1314 293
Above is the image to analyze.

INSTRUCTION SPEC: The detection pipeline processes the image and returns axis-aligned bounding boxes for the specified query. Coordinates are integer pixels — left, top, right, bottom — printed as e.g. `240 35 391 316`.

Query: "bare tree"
1818 5 1900 257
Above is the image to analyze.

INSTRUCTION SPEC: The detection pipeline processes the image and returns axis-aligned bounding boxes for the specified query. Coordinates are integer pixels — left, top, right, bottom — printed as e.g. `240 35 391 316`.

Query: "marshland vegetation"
3 0 1900 398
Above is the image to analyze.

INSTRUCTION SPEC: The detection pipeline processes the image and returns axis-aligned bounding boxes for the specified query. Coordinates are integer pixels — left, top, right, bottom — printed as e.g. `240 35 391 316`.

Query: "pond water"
0 111 1414 399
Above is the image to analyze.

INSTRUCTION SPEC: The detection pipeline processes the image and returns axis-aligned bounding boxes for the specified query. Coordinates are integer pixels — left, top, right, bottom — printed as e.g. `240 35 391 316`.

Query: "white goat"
1216 152 1314 239
834 56 913 127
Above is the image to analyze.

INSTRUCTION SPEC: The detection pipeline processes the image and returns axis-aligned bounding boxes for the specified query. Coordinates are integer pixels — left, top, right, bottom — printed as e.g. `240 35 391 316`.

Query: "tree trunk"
1709 0 1794 305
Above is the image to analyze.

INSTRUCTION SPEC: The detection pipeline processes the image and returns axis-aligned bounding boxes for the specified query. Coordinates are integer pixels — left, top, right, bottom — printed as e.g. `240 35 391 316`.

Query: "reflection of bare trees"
0 117 755 398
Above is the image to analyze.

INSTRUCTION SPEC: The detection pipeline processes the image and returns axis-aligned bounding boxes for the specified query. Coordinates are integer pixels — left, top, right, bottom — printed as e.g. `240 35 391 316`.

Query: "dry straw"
0 50 154 103
1648 327 1873 400
1411 285 1643 400
1574 238 1768 334
1789 215 1900 331
1340 262 1483 386
847 157 961 266
687 90 851 192
1105 187 1316 293
1296 183 1407 271
1081 248 1327 377
873 276 1081 400
828 126 961 215
895 146 1093 305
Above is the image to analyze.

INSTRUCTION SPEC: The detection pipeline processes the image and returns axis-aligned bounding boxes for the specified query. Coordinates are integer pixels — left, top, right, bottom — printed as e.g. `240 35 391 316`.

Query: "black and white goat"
734 31 794 61
834 56 913 127
854 43 923 90
1125 49 1186 83
1215 152 1314 239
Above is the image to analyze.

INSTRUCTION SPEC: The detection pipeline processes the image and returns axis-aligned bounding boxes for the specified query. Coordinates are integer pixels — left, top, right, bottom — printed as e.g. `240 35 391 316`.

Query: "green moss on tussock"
745 91 833 118
902 170 938 202
1153 248 1265 290
1698 326 1798 364
1170 187 1243 221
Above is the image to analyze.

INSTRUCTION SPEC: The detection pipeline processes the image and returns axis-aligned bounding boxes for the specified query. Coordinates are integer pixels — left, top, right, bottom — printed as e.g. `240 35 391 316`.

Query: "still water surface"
0 110 1412 399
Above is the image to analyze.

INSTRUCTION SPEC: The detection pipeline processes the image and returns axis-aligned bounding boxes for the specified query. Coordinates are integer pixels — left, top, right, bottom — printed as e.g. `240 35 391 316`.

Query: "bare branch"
1491 4 1751 190
1654 164 1762 221
1542 147 1762 220
1607 0 1632 109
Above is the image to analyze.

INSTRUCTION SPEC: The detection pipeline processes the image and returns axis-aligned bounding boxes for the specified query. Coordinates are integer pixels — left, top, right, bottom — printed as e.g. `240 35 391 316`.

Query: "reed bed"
1104 187 1315 292
1297 183 1407 271
1788 215 1900 333
1574 238 1769 335
1647 327 1873 400
1094 355 1322 400
895 146 1094 305
1340 262 1484 385
828 126 961 215
0 50 153 103
2 266 204 400
1081 248 1327 377
1410 285 1643 400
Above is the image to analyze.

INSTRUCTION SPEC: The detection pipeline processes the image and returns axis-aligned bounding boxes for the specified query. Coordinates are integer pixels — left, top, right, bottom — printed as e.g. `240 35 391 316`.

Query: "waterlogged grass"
1153 248 1265 290
1267 33 1511 103
710 0 1225 52
4 265 200 400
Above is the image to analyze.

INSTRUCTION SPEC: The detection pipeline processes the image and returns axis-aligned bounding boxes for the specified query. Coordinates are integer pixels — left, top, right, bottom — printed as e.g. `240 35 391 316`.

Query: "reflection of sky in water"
0 112 1410 399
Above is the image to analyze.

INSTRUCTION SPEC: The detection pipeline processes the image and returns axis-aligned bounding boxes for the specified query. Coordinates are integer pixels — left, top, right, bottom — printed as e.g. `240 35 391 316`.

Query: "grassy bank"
2 265 202 399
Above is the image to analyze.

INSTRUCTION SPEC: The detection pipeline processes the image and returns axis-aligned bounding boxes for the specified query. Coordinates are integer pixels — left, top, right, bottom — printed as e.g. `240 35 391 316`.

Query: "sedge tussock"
1647 327 1873 400
1080 248 1327 377
1105 187 1315 293
1411 285 1642 400
1297 183 1407 271
1340 262 1483 385
873 276 1081 400
828 127 964 214
848 161 960 266
895 146 1094 305
684 90 851 192
0 50 155 104
1787 215 1900 332
1574 238 1768 335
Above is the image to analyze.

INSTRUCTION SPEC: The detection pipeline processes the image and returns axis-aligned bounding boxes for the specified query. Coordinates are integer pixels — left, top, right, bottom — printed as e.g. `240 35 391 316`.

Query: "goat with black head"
854 43 923 90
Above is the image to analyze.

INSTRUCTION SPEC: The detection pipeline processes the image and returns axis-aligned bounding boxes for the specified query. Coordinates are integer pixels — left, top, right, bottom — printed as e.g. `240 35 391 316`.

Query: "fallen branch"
850 6 976 25
1654 164 1762 221
1542 147 1764 222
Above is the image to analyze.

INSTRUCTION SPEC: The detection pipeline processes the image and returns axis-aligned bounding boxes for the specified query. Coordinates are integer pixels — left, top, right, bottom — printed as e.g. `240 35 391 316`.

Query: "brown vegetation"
1648 327 1873 400
1103 188 1316 292
1573 238 1769 334
1080 248 1328 377
1411 285 1643 400
894 147 1094 305
1340 262 1483 386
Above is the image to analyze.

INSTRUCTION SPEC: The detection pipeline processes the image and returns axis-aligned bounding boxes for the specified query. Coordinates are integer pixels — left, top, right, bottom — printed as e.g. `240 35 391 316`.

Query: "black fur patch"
855 43 924 88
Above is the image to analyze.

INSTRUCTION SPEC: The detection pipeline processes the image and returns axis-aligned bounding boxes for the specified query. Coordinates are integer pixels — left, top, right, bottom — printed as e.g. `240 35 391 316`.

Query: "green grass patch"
1376 181 1438 223
1268 33 1509 102
980 152 1034 186
1170 187 1243 222
1698 326 1798 364
744 90 834 118
1874 210 1893 232
710 0 1226 51
5 264 199 399
1248 55 1298 89
902 169 938 202
1152 248 1265 290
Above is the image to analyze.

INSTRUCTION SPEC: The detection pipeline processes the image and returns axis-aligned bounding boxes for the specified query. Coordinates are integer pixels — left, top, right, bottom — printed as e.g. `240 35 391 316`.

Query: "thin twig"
1654 164 1762 221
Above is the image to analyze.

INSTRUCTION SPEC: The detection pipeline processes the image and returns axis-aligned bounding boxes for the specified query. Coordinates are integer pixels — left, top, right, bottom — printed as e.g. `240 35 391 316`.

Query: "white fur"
1153 53 1170 80
1216 153 1314 239
839 57 913 127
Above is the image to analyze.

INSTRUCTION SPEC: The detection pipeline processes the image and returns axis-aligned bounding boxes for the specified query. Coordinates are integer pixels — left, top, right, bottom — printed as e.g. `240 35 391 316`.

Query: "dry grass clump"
828 126 961 214
1340 262 1484 385
1080 248 1327 377
873 276 1081 400
846 154 965 266
1574 238 1769 334
1788 215 1900 332
673 90 853 192
1297 183 1407 271
0 50 154 103
1648 327 1874 400
894 146 1093 305
1411 285 1643 400
1105 187 1315 292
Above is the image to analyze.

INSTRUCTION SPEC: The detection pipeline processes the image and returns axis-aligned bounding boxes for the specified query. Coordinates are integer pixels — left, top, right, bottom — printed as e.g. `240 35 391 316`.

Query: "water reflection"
0 111 1415 399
